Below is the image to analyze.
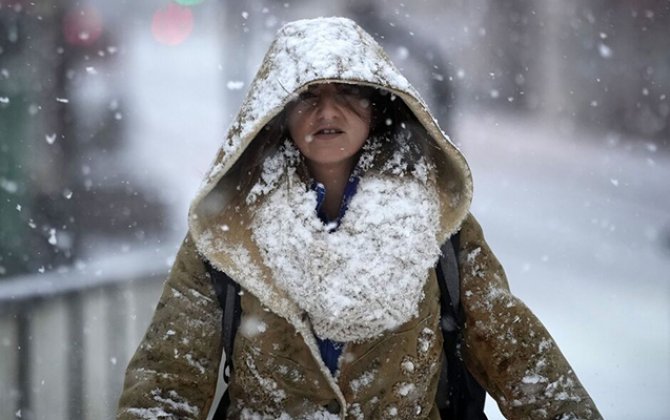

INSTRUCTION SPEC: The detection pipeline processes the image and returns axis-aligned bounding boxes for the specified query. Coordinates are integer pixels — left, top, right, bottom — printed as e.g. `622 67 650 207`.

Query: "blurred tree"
347 0 456 131
1 0 167 279
0 0 66 277
466 0 668 144
480 0 542 111
558 0 669 142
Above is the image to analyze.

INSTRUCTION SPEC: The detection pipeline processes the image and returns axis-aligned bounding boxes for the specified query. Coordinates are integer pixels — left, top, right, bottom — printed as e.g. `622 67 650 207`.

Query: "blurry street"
456 110 670 419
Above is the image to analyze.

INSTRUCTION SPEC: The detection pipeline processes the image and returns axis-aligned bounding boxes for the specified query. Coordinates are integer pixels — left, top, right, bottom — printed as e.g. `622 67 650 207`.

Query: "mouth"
313 127 344 136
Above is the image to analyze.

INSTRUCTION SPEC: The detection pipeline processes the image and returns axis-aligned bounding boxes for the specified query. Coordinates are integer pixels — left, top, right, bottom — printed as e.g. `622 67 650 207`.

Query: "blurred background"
0 0 668 419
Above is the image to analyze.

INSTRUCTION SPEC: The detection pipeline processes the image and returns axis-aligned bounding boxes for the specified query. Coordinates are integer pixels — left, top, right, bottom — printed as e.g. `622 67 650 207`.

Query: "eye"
295 91 318 108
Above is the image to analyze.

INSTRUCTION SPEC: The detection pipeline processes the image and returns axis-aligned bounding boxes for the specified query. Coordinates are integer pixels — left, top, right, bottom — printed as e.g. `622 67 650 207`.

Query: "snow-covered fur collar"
250 151 442 342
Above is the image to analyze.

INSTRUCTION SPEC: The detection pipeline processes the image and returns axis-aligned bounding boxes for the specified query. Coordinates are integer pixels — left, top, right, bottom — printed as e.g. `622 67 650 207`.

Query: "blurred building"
1 0 167 279
472 0 669 141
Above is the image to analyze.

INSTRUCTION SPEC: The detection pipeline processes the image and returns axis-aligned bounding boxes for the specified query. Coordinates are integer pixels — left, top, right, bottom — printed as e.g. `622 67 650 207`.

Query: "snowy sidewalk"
455 110 670 419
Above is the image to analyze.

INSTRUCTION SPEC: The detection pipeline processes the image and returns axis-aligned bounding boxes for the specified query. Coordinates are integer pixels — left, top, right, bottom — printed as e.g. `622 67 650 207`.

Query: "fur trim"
251 172 442 342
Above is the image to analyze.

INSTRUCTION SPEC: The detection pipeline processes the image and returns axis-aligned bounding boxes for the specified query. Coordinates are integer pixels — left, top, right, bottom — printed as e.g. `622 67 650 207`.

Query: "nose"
315 91 340 120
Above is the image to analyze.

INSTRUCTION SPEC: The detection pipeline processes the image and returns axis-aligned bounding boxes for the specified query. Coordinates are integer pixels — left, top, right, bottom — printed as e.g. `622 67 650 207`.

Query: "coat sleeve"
457 214 602 420
117 233 223 420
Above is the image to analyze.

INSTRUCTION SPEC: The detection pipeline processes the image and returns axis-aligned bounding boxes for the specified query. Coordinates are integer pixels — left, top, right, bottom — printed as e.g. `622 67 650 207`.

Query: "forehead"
304 82 365 94
306 82 336 92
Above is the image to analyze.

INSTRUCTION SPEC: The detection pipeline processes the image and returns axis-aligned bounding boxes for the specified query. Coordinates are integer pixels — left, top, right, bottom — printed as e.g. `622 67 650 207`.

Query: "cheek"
286 111 299 137
360 105 372 127
286 114 309 156
287 121 298 142
357 110 373 139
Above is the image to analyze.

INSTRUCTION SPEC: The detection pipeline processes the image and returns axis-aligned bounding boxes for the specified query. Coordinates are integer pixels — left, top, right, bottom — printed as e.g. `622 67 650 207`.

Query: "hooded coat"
117 17 601 420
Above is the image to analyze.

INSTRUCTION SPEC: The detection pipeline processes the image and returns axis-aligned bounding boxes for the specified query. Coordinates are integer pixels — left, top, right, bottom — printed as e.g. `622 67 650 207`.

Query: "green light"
174 0 206 6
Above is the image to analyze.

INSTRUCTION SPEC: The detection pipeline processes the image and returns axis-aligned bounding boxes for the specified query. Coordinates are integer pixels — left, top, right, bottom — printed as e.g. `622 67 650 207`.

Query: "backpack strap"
436 232 488 420
205 261 241 420
440 232 461 315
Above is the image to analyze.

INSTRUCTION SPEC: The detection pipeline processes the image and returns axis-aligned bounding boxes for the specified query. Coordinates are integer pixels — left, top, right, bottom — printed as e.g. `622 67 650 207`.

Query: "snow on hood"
190 16 472 241
197 17 419 191
187 16 473 326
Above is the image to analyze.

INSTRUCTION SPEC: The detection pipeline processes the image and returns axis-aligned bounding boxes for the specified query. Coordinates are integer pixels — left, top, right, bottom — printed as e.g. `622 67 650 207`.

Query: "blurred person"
117 17 601 419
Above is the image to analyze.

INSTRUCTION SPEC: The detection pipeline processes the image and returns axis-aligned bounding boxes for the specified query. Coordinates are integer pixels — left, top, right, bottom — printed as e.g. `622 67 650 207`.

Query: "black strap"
205 261 241 420
439 232 461 315
436 233 488 420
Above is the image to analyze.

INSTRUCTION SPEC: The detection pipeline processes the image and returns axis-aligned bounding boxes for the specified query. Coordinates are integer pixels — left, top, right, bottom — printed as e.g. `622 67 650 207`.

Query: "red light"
174 0 205 5
62 5 103 47
151 3 194 46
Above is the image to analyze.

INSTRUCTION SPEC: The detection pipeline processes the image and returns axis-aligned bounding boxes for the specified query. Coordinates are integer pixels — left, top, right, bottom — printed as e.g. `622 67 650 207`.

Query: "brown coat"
117 215 600 419
117 17 601 420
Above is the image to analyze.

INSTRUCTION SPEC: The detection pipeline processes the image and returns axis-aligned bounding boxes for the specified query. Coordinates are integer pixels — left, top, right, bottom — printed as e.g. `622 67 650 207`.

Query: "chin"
309 154 354 166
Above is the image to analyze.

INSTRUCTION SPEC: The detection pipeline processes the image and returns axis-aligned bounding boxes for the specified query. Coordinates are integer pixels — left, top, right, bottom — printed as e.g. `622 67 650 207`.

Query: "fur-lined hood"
188 17 473 324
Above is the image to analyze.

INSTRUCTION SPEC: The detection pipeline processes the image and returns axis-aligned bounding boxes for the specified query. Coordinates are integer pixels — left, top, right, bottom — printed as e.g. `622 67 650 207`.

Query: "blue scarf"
312 174 359 374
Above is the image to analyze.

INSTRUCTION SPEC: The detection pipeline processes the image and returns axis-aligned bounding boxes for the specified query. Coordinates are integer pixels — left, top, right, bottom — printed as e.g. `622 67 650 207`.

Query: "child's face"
287 83 372 170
